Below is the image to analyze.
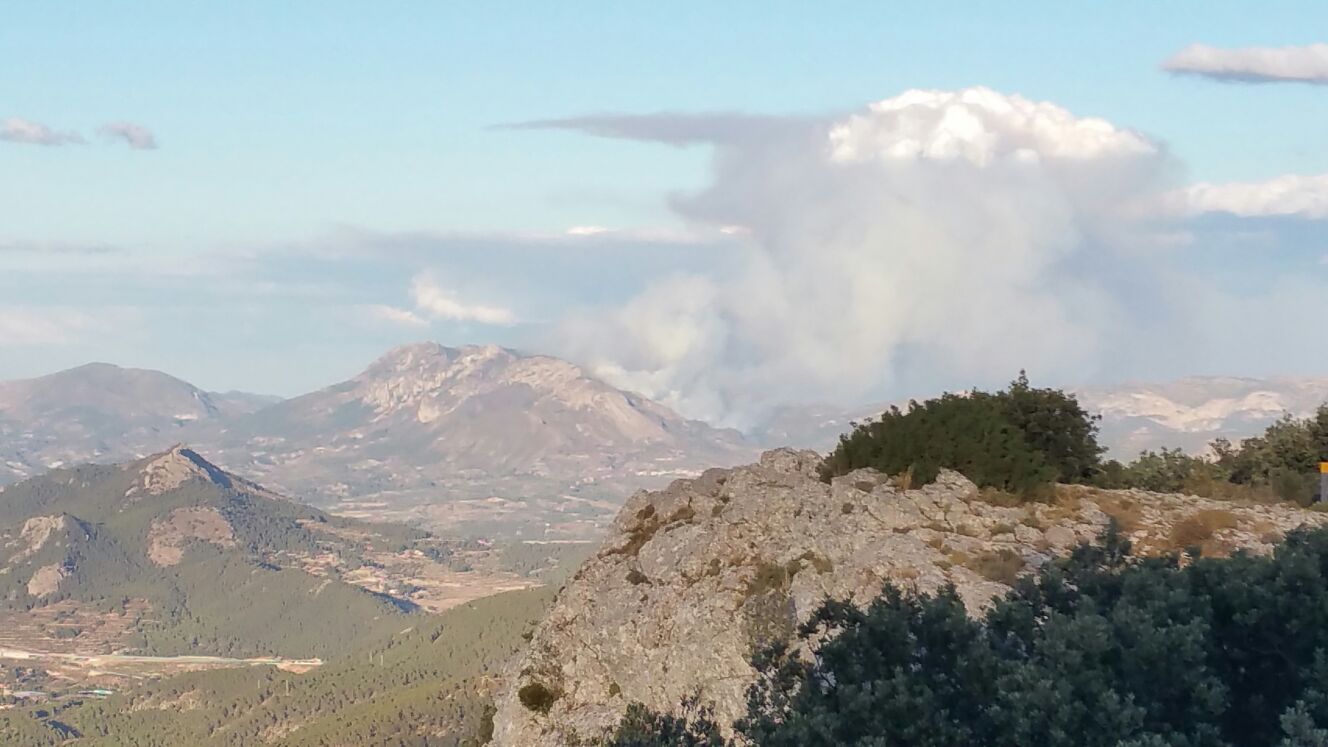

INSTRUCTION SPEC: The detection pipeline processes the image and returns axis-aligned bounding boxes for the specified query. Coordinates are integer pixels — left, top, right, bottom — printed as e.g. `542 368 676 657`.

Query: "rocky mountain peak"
492 450 1328 746
131 444 232 497
352 342 682 439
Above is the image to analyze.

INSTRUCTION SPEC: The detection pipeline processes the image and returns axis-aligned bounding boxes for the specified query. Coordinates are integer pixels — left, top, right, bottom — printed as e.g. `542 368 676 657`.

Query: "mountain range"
2 345 1326 539
0 344 755 539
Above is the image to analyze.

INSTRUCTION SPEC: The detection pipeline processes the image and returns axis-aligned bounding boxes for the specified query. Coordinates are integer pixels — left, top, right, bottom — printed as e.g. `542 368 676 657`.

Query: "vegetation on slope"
823 374 1327 504
0 453 431 658
820 373 1103 493
612 523 1328 746
0 586 555 746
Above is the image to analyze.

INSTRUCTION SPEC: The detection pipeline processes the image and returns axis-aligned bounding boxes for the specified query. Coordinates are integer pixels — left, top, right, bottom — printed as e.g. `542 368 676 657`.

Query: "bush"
1214 407 1328 488
517 682 561 714
608 700 725 747
820 374 1101 495
1097 448 1224 493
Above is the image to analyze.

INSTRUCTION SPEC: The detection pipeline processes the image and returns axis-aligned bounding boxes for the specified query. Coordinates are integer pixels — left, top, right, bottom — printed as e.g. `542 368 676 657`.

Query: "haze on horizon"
3 3 1327 430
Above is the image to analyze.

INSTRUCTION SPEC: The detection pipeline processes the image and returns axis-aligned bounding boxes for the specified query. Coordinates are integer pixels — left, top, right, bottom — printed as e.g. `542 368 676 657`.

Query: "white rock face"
492 449 1328 746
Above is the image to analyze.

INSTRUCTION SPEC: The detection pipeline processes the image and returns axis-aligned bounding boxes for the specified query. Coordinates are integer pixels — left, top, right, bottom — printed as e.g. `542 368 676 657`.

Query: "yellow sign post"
1321 463 1328 504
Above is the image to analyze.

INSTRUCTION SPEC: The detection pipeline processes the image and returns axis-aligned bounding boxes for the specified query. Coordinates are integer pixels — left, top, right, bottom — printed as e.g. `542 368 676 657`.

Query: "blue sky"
3 2 1327 424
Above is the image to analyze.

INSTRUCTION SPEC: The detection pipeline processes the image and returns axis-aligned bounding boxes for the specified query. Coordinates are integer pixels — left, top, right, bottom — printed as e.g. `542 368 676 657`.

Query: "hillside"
492 449 1328 745
0 446 481 667
0 585 556 746
196 343 756 538
0 363 277 484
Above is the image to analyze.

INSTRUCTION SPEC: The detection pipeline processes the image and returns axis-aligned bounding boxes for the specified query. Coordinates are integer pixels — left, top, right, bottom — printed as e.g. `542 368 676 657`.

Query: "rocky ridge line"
493 448 1328 746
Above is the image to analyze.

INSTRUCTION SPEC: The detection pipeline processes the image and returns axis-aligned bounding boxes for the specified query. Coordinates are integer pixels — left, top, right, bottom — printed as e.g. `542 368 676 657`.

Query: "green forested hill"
1 586 555 746
0 447 430 658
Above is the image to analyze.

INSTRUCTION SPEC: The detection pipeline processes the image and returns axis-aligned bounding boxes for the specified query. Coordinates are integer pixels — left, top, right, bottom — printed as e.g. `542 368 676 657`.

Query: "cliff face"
492 449 1327 746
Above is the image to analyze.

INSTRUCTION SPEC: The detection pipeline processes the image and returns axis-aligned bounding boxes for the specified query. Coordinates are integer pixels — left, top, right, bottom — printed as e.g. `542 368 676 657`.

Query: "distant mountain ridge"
0 345 756 538
1077 375 1328 456
0 362 277 482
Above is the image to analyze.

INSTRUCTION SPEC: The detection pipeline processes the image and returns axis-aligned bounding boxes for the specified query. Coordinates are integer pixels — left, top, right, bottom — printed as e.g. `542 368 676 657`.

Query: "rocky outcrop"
129 445 233 498
26 562 69 597
8 515 70 563
146 506 238 566
492 449 1328 746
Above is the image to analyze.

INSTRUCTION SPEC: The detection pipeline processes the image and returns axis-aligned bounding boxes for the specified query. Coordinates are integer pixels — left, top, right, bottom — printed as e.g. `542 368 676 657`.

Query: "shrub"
517 682 561 714
1212 407 1328 494
608 700 725 746
1098 448 1224 493
821 374 1104 496
994 372 1104 484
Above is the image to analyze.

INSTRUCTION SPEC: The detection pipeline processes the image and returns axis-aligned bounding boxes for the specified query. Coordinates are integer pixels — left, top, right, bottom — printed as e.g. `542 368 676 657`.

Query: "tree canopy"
820 373 1103 493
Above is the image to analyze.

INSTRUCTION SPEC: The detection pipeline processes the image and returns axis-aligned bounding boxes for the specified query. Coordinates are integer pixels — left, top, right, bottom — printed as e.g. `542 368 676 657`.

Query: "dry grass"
967 549 1025 585
977 488 1025 508
891 468 916 491
1169 509 1239 552
1095 495 1145 534
946 549 971 567
1037 487 1084 523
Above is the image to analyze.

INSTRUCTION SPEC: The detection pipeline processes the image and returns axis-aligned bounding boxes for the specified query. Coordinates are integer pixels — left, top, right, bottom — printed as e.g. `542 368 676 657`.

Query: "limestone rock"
491 450 1328 746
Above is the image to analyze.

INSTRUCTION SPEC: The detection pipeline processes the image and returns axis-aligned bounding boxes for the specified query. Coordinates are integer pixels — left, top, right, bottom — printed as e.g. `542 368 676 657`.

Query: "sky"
3 2 1328 427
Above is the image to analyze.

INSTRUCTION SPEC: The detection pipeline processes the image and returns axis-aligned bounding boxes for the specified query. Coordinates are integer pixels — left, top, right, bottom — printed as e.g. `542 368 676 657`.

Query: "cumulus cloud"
410 272 518 325
1163 43 1328 84
1169 174 1328 219
545 88 1180 427
99 121 158 150
0 117 83 146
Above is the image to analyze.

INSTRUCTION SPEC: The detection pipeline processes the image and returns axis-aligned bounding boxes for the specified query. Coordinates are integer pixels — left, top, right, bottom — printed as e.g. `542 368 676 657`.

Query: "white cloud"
828 88 1156 164
0 307 105 345
1 117 83 146
99 121 158 150
1171 174 1328 218
551 88 1177 427
365 304 428 327
1163 43 1328 84
410 272 518 325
